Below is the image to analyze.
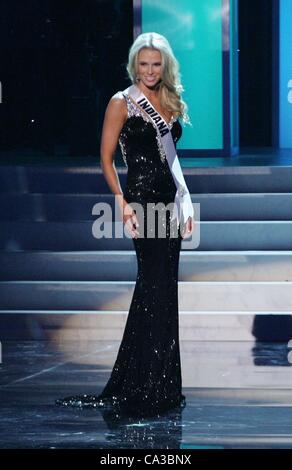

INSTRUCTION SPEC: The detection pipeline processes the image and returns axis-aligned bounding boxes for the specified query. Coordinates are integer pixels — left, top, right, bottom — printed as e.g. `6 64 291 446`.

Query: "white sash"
124 84 194 229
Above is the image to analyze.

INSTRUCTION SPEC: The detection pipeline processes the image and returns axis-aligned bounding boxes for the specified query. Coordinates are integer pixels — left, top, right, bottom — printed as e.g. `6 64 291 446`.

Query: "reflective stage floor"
1 340 292 449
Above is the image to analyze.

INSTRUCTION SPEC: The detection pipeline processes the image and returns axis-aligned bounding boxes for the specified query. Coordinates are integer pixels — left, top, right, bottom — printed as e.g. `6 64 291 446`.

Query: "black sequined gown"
56 90 186 418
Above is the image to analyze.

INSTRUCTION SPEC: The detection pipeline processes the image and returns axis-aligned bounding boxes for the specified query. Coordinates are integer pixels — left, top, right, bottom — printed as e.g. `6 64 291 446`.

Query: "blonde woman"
56 32 194 417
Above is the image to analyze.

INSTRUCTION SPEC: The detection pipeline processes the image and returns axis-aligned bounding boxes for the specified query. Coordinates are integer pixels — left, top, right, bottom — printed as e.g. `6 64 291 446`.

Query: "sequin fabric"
118 93 178 167
56 89 186 418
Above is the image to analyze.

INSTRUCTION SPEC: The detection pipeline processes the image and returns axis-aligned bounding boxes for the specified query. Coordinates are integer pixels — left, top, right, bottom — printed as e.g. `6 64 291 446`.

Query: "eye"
139 62 161 66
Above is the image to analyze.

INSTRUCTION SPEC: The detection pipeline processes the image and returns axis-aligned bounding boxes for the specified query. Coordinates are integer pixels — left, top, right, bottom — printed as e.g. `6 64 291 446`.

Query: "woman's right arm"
100 94 139 238
100 94 126 199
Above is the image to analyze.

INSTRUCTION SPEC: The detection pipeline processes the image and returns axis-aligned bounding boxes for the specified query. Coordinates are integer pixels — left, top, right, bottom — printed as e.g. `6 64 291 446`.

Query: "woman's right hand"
118 196 140 239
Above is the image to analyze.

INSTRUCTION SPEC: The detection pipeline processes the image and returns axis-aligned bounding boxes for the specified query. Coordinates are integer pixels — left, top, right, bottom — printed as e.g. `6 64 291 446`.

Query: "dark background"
0 0 133 157
0 0 275 159
238 0 274 147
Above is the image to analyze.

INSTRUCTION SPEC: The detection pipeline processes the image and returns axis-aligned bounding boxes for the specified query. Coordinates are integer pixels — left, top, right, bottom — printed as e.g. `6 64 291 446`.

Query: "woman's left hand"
181 216 195 239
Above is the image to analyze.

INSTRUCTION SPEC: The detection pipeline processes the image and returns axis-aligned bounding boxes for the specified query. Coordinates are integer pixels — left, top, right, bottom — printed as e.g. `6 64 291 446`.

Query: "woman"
56 32 194 418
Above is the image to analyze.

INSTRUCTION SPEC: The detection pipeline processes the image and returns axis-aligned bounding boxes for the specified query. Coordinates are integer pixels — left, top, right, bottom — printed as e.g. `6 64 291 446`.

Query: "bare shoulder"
106 91 127 120
109 91 127 107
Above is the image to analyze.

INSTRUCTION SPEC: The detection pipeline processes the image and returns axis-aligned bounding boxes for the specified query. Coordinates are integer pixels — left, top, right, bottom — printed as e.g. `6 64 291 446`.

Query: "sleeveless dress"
56 89 186 418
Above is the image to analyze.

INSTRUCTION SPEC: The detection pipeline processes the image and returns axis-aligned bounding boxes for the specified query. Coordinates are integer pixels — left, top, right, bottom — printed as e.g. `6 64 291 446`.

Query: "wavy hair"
126 32 191 126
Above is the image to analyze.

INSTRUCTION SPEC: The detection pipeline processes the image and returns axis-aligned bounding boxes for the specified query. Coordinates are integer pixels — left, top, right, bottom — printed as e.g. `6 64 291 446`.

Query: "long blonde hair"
126 32 191 126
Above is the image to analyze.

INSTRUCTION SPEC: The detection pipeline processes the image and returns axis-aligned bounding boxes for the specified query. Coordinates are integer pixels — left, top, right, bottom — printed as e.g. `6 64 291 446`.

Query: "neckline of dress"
133 84 174 127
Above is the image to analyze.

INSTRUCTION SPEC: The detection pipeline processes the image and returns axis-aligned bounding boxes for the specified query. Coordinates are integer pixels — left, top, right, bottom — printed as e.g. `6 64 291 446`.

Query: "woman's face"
137 48 162 89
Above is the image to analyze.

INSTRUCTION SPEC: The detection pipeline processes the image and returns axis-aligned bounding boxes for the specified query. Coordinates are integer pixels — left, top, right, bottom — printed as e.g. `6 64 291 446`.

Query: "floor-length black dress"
56 89 186 418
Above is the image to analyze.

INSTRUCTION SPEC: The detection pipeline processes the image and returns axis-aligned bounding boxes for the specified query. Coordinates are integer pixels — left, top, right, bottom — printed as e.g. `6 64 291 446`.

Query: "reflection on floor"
1 340 292 449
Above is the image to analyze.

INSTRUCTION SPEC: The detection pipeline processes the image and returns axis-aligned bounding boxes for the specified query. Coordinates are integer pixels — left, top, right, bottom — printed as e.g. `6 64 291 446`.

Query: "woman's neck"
136 81 160 100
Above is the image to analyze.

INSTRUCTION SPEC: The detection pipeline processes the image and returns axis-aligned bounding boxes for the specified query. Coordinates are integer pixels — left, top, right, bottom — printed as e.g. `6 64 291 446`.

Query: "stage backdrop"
279 0 292 148
134 0 239 157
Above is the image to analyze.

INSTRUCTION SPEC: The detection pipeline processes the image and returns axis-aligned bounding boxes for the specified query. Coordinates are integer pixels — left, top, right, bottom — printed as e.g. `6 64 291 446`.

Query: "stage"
1 339 292 449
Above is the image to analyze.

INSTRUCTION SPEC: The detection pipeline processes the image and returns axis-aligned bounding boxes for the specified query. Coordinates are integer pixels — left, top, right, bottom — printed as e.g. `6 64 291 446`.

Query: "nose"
147 65 153 74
